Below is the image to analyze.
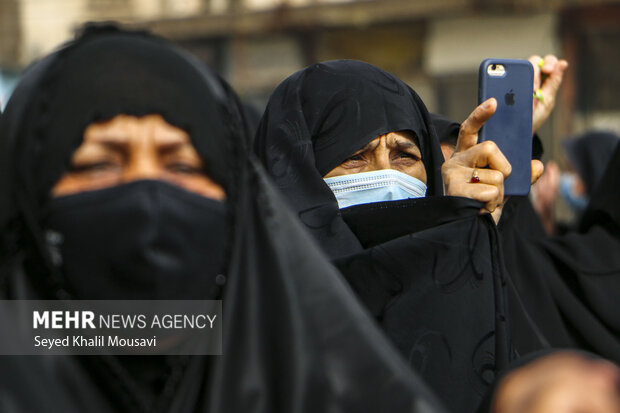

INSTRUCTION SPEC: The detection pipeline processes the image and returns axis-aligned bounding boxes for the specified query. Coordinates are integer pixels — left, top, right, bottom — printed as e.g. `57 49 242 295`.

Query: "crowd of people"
0 23 619 412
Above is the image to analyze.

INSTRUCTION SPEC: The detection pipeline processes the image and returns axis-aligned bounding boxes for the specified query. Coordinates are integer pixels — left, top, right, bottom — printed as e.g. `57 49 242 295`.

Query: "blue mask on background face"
559 173 589 212
324 169 427 209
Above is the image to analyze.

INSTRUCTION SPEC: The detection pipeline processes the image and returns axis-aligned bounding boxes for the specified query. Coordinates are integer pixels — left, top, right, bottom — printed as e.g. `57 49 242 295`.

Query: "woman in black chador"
0 26 450 413
254 59 536 413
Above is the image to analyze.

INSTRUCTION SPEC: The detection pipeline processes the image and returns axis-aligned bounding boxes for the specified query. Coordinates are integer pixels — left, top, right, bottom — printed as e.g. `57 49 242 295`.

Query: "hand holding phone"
442 99 512 223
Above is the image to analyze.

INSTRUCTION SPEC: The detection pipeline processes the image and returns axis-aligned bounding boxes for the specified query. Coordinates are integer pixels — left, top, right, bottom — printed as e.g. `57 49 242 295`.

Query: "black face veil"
254 60 446 257
0 26 447 413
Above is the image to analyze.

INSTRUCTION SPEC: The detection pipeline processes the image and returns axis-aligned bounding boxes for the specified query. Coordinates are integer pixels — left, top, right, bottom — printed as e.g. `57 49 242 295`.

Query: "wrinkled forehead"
385 129 419 146
356 130 421 152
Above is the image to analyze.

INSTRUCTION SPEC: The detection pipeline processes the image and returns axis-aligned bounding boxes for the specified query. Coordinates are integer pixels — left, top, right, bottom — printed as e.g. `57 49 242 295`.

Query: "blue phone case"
478 58 533 196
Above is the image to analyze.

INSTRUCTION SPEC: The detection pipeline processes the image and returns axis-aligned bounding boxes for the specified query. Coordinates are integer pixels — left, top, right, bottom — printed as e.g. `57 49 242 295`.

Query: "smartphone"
478 58 533 196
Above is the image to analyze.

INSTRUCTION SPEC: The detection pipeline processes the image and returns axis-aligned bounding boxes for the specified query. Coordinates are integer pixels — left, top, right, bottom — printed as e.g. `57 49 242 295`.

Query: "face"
323 130 427 184
52 114 226 200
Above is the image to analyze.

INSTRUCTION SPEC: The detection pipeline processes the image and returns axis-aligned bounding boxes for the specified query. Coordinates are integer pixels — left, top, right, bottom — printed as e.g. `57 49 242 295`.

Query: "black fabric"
0 25 448 413
498 144 620 365
430 113 459 147
254 60 445 259
45 179 229 300
563 130 620 196
531 133 544 161
333 207 521 413
341 196 482 248
254 60 539 413
242 101 263 140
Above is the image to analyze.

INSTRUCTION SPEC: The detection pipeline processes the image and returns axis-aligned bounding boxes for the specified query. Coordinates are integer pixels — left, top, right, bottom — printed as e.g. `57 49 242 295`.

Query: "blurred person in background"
532 131 620 235
497 135 620 370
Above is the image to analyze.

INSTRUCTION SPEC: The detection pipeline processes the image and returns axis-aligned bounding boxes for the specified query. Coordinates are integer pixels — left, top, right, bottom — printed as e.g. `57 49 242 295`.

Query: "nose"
122 152 161 182
371 140 391 171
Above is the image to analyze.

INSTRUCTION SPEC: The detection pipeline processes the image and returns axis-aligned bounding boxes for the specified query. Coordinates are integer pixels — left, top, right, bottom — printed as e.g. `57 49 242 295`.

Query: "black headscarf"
254 60 446 258
0 25 447 413
563 130 620 196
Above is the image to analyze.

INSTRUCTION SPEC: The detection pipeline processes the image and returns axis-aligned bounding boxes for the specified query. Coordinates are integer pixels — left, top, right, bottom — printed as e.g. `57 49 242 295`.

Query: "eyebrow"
86 133 191 147
356 139 381 153
390 135 420 152
157 141 193 154
84 132 130 145
395 140 416 149
391 132 421 149
79 140 195 160
86 140 128 153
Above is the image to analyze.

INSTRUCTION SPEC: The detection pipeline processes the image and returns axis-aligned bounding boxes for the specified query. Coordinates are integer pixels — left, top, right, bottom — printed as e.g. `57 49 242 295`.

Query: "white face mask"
324 169 427 209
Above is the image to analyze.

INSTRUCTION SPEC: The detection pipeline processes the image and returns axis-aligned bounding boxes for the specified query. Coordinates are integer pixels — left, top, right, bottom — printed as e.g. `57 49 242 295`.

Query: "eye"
69 161 120 173
345 154 363 162
394 151 420 161
339 152 367 169
166 162 203 174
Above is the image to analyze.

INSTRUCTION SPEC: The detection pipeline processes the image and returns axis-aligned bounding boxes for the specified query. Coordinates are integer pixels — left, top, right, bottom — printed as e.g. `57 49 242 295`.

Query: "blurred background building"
1 0 620 164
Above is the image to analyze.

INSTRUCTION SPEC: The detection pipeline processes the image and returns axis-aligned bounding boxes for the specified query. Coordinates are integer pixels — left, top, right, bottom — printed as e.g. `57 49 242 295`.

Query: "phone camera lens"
491 64 496 70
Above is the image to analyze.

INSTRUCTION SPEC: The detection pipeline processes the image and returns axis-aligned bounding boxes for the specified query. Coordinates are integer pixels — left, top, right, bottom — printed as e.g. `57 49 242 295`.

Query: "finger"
465 140 512 179
541 54 558 74
529 55 543 91
531 160 544 185
460 182 500 205
471 167 506 187
490 201 506 224
475 168 505 209
485 199 502 214
455 98 497 153
540 61 568 105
